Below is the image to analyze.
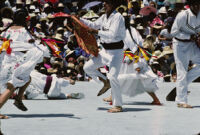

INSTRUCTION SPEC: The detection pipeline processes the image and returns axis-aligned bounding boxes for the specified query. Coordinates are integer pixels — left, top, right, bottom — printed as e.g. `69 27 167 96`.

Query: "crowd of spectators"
0 0 197 83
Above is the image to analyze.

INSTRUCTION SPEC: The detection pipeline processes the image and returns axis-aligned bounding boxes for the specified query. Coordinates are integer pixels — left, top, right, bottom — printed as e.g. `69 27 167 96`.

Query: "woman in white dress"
0 10 49 118
104 17 161 105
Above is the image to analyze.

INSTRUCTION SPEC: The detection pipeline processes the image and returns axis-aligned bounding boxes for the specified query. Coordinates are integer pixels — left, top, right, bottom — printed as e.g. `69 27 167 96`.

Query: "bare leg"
13 78 31 111
16 78 31 101
147 92 162 105
0 83 15 109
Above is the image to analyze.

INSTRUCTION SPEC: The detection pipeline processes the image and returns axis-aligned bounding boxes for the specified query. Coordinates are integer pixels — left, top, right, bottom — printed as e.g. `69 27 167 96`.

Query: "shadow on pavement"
97 107 151 112
124 101 154 105
192 106 200 108
6 113 81 119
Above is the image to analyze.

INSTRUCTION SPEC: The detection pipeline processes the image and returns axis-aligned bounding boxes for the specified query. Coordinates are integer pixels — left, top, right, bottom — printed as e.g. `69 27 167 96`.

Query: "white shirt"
123 27 143 53
171 9 200 40
80 11 126 44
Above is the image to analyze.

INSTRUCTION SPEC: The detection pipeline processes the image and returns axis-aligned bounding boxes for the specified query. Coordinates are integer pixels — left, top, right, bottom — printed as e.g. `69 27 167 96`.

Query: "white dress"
0 27 49 88
119 58 158 97
118 27 158 97
120 27 143 74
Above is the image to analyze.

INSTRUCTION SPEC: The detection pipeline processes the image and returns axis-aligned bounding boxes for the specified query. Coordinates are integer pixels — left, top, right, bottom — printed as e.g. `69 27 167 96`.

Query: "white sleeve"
171 11 191 39
80 15 104 29
98 15 126 41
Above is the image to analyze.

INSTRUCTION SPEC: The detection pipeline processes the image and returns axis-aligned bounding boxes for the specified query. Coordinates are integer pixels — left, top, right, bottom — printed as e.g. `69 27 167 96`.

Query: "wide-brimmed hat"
152 50 162 60
16 0 23 4
54 33 64 41
130 19 135 24
44 3 50 9
40 17 48 22
58 3 64 7
34 9 40 13
26 0 31 5
158 7 167 14
30 5 36 10
152 24 163 29
67 62 75 69
35 23 41 29
162 46 173 56
116 5 127 12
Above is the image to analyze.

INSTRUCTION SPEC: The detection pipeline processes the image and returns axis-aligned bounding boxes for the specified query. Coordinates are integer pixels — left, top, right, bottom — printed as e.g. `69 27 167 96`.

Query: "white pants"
84 49 123 107
173 39 200 104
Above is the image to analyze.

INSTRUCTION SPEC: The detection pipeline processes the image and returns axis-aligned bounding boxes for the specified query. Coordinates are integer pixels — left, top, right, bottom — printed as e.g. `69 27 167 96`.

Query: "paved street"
1 81 200 135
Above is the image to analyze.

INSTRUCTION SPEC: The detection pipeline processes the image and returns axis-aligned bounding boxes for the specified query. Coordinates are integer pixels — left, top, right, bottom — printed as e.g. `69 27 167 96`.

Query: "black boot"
166 88 176 101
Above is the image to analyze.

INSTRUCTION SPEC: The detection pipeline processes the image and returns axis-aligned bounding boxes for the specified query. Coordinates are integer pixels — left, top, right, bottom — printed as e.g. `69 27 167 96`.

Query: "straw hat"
40 17 48 22
122 12 128 17
152 50 162 60
16 0 23 4
47 14 54 19
130 19 135 24
35 23 41 29
116 5 127 12
30 5 36 10
58 3 64 8
26 0 31 5
47 68 58 74
44 3 50 9
161 46 173 56
158 7 167 14
67 63 75 69
136 24 144 30
54 34 63 41
152 24 163 29
29 13 36 18
34 9 40 13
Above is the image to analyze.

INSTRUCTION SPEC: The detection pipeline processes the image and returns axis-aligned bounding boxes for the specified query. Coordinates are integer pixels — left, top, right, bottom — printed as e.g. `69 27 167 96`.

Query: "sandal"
107 106 123 113
103 96 112 102
177 103 193 108
0 114 9 119
13 97 28 111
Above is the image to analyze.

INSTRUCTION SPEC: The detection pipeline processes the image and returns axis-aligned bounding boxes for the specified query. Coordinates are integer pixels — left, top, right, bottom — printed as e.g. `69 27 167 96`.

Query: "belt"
175 37 193 42
43 76 52 94
101 40 124 50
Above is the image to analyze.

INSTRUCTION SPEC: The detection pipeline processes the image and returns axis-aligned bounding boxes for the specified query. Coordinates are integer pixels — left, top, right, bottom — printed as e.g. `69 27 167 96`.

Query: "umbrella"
53 12 70 18
82 10 99 19
139 6 157 16
82 1 102 9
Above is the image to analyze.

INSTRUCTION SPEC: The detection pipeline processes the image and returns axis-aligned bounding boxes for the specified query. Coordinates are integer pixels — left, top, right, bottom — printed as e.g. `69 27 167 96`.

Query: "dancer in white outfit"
0 10 49 118
24 70 83 100
171 0 200 108
81 0 126 112
104 17 161 105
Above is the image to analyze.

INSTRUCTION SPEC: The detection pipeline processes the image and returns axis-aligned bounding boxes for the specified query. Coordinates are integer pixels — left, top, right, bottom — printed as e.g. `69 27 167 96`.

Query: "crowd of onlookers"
0 0 197 83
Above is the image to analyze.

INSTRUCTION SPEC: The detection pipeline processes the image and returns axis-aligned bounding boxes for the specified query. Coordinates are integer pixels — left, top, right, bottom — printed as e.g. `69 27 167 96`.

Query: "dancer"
0 10 48 117
104 17 161 105
170 0 200 108
80 0 126 112
24 70 84 100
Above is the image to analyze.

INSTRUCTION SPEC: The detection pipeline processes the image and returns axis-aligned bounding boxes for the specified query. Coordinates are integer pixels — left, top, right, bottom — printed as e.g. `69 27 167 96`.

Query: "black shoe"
166 88 176 101
13 97 28 111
